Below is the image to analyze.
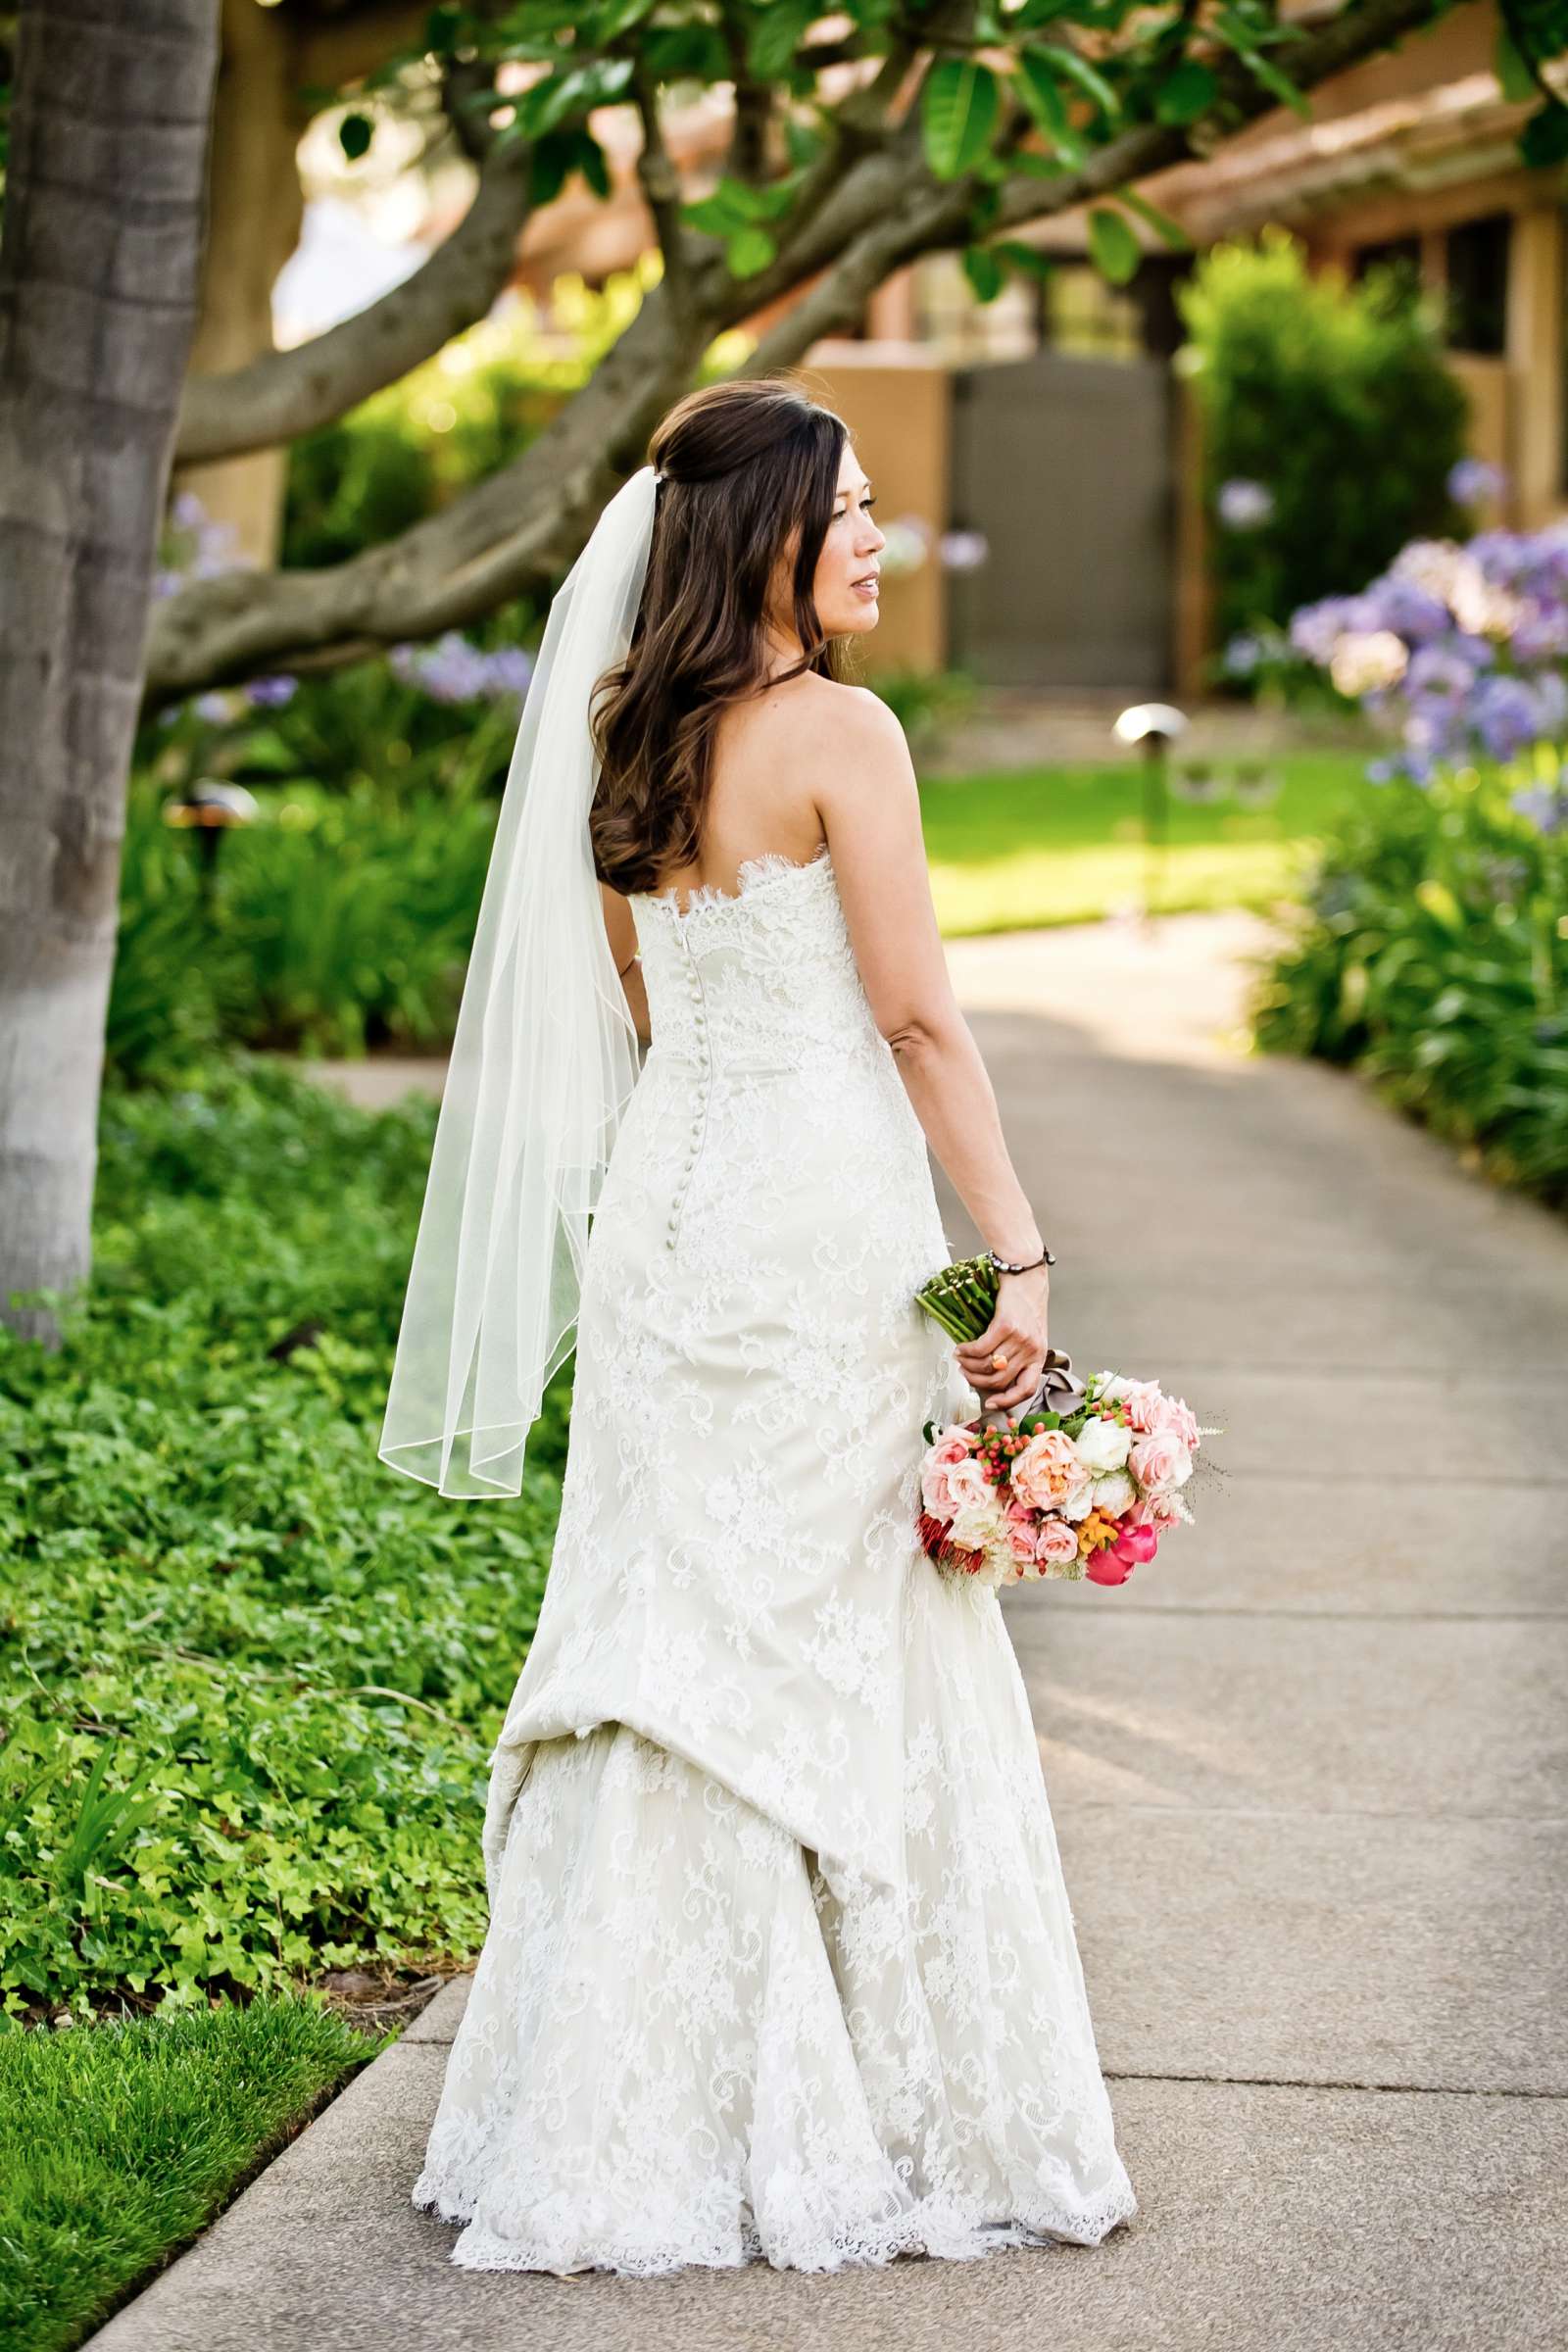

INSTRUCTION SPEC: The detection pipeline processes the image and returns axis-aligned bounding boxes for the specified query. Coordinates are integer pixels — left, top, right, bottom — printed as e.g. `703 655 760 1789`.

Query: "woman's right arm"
812 689 1053 1414
599 882 652 1044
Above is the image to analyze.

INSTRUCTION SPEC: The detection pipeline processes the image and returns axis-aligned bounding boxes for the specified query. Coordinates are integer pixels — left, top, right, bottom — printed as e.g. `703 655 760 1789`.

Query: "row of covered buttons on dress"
667 930 711 1250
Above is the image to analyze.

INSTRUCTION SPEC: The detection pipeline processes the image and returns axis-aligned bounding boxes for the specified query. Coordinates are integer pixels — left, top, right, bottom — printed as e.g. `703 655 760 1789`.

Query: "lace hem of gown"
410 1679 1138 2278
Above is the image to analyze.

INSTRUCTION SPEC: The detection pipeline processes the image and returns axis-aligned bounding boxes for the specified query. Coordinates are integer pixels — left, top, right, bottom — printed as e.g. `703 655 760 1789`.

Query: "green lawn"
0 1995 390 2352
920 750 1372 936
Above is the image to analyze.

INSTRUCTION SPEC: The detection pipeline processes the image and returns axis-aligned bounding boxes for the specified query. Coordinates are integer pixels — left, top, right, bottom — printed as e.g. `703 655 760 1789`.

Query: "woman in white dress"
380 376 1138 2276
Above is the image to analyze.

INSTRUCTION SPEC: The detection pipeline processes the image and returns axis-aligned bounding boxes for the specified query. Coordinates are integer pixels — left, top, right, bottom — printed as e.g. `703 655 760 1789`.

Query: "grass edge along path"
0 1994 395 2352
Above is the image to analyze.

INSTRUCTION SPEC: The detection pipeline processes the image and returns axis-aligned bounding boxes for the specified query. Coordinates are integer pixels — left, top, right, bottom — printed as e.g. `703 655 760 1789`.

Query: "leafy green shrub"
1252 760 1568 1204
112 719 509 1074
0 1055 570 2018
1178 226 1470 665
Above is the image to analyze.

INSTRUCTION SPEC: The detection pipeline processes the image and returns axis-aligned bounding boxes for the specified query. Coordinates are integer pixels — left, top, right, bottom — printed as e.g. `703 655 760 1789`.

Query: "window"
1445 213 1510 356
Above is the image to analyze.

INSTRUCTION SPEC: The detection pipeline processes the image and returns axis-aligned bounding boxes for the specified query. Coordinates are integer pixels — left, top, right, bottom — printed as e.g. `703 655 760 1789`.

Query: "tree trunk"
173 0 306 568
0 0 220 1339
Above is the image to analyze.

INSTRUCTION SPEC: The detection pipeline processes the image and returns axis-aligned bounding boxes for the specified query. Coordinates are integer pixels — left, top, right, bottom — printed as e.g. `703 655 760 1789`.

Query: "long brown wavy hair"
588 375 852 895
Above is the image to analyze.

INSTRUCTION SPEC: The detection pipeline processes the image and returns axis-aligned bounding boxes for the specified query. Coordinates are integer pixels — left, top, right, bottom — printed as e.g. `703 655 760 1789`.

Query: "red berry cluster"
972 1423 1031 1491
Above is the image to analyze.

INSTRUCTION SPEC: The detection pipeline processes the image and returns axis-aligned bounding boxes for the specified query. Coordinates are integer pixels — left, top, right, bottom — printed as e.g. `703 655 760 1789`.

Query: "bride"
378 374 1138 2276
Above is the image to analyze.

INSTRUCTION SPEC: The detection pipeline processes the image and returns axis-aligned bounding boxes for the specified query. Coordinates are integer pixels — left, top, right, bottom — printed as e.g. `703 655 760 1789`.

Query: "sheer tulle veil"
378 465 661 1497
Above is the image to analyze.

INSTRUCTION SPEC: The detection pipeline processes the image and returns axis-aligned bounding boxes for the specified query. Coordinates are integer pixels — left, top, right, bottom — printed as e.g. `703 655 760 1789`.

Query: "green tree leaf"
725 223 777 277
1117 186 1193 252
748 0 816 79
1521 98 1568 168
1026 39 1120 120
962 244 1006 303
1494 22 1539 102
1087 204 1142 285
921 58 1002 180
1014 51 1088 163
1154 59 1218 125
995 238 1055 285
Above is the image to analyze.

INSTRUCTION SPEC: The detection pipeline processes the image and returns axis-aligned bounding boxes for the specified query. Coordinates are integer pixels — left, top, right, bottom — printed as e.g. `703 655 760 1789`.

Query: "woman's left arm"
600 884 651 1043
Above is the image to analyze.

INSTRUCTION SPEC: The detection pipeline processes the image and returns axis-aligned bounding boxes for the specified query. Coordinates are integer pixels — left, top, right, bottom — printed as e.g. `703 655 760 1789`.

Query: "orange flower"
1076 1508 1120 1555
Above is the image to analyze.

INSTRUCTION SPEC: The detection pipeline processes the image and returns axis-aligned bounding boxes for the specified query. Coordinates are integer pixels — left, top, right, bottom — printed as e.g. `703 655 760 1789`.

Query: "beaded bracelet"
987 1245 1056 1275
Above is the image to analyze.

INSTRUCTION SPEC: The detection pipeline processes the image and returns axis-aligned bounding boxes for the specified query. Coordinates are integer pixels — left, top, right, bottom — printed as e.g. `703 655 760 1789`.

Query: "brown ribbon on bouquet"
976 1345 1086 1431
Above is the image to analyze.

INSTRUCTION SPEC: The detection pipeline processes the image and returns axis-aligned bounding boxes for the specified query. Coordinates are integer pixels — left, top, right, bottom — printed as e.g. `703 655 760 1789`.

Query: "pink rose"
1034 1516 1080 1568
1152 1393 1200 1449
920 1428 982 1520
1004 1499 1039 1563
1119 1379 1166 1434
1128 1428 1193 1496
1010 1429 1092 1515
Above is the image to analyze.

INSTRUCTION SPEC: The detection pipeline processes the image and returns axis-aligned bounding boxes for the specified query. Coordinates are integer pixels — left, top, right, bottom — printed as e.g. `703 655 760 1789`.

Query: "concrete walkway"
90 909 1568 2352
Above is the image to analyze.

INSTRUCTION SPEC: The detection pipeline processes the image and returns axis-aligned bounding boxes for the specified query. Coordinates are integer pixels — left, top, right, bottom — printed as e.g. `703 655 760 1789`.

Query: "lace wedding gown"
411 845 1138 2274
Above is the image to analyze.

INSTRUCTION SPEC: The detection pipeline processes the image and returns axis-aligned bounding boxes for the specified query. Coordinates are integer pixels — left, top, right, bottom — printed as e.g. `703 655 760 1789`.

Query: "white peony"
1092 1468 1137 1516
1059 1484 1096 1522
1073 1413 1132 1476
949 1493 1005 1552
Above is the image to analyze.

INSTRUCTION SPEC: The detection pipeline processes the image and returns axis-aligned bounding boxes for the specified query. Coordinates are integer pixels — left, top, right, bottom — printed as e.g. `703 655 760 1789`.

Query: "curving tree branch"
148 288 690 695
174 138 532 464
148 0 1450 698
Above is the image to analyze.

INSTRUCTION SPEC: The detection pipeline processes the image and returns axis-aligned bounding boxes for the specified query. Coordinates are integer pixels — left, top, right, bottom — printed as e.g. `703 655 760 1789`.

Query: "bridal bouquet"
914 1255 1215 1591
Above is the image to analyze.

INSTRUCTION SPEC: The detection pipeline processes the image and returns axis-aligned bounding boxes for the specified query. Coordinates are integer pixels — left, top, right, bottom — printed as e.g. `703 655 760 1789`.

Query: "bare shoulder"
758 672 910 775
789 671 905 737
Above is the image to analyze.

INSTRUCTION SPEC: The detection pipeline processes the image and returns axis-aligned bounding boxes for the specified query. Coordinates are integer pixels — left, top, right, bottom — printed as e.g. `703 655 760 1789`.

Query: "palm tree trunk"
0 0 219 1339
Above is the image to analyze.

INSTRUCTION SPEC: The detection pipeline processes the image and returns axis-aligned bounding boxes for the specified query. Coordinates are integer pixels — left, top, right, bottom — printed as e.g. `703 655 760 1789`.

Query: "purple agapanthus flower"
390 631 533 706
1286 504 1568 778
1510 605 1568 664
1366 578 1450 645
1471 673 1546 762
247 674 298 708
1223 633 1264 676
1403 641 1482 702
1509 784 1567 835
1446 458 1507 508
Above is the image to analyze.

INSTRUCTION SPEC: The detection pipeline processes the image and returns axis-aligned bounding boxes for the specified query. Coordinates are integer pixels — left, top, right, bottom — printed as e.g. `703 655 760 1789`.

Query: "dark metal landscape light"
163 779 260 896
1112 703 1188 921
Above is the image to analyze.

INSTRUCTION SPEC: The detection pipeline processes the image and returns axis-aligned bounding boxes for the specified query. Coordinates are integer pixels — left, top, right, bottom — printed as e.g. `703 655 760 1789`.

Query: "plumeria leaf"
1117 186 1192 251
921 58 1002 179
995 238 1055 284
1013 52 1088 163
1494 22 1539 102
683 172 800 235
962 244 1006 303
1154 59 1218 124
1025 39 1121 119
1218 32 1312 120
725 223 777 277
1087 204 1142 284
1521 98 1568 167
748 0 816 78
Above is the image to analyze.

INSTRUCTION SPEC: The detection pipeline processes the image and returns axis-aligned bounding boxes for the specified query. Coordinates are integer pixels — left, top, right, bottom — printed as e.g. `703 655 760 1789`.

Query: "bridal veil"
378 465 661 1497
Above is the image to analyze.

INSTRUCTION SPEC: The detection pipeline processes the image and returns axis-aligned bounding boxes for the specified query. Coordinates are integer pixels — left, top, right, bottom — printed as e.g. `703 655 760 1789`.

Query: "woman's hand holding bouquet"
914 1254 1219 1592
